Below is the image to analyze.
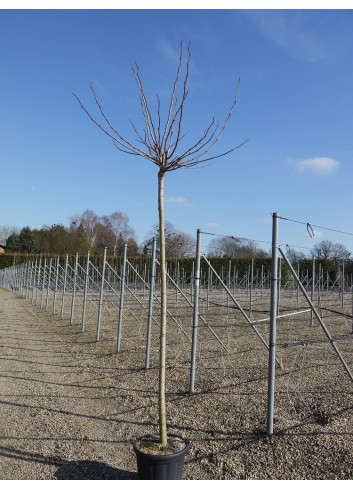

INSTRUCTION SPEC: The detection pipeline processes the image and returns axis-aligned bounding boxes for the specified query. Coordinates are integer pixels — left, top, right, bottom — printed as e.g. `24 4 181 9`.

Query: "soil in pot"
133 434 189 480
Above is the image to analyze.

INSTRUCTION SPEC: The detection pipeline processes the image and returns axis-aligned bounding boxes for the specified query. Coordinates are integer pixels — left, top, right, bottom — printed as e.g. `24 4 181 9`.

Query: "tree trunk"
158 170 168 447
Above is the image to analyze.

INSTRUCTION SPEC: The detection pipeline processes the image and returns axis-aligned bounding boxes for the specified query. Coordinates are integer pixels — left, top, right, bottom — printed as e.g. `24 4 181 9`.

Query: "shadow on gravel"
54 460 138 480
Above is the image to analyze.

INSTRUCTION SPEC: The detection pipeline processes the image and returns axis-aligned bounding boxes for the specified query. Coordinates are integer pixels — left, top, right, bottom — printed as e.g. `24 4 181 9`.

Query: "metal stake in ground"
117 244 127 353
82 250 90 333
189 229 202 395
266 212 279 437
96 247 107 342
145 238 156 369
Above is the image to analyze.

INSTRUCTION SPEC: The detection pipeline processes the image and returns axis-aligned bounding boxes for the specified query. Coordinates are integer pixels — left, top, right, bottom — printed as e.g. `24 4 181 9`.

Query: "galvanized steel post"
227 260 231 314
342 261 345 308
250 258 254 318
28 260 33 301
40 258 47 309
53 256 59 315
70 253 79 325
267 212 279 437
277 257 281 318
96 247 107 342
145 238 156 369
45 258 52 312
35 257 42 306
117 244 127 353
82 250 90 333
351 284 353 334
189 229 202 395
311 256 315 327
60 255 69 320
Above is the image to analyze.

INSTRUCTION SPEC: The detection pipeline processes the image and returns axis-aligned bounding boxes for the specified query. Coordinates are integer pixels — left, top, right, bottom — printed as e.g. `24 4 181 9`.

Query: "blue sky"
1 8 353 255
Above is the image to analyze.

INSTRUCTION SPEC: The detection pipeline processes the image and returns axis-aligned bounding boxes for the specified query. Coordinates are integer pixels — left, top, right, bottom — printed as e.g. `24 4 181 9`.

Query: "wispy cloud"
207 222 220 228
244 10 327 62
165 196 187 205
159 40 180 63
295 157 340 175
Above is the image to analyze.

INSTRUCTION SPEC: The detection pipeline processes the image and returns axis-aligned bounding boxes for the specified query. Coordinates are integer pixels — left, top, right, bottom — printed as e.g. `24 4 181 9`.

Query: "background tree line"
1 210 196 259
1 211 352 281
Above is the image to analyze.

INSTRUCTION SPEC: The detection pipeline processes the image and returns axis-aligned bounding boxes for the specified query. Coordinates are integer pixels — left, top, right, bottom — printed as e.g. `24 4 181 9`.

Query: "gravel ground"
1 286 353 480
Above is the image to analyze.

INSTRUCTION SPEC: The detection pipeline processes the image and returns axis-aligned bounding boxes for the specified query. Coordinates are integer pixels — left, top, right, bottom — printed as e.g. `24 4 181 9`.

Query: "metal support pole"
351 284 353 334
277 257 281 318
40 258 47 309
21 263 25 296
267 212 279 437
310 256 315 327
82 250 90 333
145 238 156 369
176 261 180 306
27 260 33 301
190 262 194 297
189 229 202 395
250 258 254 318
318 262 322 313
207 267 211 310
227 260 231 314
342 261 345 308
70 252 79 325
117 244 127 352
45 257 52 312
53 256 59 315
35 257 42 306
60 254 69 320
96 247 107 342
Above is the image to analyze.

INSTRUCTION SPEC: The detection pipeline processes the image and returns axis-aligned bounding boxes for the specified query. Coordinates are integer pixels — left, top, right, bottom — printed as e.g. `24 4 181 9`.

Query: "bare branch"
132 63 158 146
89 83 152 156
167 41 191 159
74 43 247 175
173 118 219 162
171 138 249 170
169 78 241 168
73 91 155 162
160 41 184 150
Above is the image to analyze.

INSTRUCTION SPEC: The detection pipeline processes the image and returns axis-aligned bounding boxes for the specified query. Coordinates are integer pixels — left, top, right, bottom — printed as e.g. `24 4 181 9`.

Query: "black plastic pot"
133 434 189 480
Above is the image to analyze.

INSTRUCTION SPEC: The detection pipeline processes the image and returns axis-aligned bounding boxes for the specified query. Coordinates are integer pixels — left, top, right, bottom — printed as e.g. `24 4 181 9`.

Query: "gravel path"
1 287 353 480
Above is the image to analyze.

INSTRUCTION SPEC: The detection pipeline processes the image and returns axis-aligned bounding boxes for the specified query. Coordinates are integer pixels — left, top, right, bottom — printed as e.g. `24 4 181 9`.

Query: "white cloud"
207 222 220 228
165 196 187 204
244 10 327 62
159 40 180 63
295 157 340 175
312 230 324 238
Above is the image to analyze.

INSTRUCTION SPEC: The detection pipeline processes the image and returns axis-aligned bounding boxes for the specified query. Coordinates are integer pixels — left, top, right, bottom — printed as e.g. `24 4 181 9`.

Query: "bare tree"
143 221 196 258
285 247 306 266
73 209 100 248
208 235 268 258
312 240 351 262
74 41 247 447
332 242 351 262
101 211 136 256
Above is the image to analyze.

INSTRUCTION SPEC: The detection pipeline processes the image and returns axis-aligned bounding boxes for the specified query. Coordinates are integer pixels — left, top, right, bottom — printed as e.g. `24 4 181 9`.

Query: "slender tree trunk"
158 170 168 446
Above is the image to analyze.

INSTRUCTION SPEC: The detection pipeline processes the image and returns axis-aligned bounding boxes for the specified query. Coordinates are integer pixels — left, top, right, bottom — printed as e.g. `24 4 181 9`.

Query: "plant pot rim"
133 433 189 460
